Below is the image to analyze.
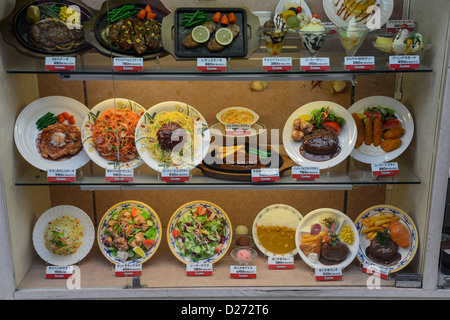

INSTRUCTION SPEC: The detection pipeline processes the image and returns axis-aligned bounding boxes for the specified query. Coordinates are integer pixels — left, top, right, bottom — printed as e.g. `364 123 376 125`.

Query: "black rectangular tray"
174 7 248 58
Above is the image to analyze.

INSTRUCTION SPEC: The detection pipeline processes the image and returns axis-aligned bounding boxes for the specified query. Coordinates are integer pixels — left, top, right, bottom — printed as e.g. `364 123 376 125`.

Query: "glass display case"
0 0 449 300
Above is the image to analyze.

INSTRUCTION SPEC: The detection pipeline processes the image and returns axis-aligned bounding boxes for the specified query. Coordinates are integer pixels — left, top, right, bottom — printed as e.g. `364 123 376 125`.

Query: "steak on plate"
28 18 75 51
37 123 83 160
302 129 339 155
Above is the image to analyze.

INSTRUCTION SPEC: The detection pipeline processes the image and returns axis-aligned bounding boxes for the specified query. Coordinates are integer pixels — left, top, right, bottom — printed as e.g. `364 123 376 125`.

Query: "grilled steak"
302 129 339 155
28 18 75 51
37 123 83 160
207 24 240 52
182 21 217 49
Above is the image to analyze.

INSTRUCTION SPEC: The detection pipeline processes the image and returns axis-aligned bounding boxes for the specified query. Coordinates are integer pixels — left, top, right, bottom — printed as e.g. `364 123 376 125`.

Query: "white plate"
282 101 357 170
81 98 145 170
32 205 95 266
14 96 90 171
252 204 303 257
209 121 266 139
295 208 359 270
323 0 394 29
135 101 210 172
354 205 418 273
348 96 414 164
275 0 312 19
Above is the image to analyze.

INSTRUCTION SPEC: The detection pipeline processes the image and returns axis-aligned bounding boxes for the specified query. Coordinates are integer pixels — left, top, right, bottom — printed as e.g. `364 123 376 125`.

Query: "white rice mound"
258 207 300 230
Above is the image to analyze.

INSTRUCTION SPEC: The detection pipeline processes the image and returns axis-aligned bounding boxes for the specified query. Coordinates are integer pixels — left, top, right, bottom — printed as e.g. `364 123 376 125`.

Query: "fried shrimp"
352 113 365 148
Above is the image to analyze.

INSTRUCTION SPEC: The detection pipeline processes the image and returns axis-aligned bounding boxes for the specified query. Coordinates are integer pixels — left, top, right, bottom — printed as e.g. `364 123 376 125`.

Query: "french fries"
301 231 327 244
360 212 400 240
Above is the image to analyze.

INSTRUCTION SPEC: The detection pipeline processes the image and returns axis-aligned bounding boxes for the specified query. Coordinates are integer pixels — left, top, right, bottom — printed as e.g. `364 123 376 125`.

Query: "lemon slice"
133 246 146 258
215 28 233 46
192 25 210 43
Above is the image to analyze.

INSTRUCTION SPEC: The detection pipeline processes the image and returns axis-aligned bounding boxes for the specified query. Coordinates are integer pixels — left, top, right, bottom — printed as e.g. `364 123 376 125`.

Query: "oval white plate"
354 205 418 273
323 0 394 29
348 96 414 164
32 205 94 266
135 101 210 172
81 98 145 170
282 101 357 170
295 208 359 270
252 204 303 257
14 96 90 171
97 200 162 264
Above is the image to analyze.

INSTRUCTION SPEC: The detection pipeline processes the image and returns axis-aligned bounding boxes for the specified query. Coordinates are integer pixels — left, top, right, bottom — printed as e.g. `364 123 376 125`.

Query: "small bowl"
216 107 259 128
252 11 272 27
232 234 255 248
230 247 258 265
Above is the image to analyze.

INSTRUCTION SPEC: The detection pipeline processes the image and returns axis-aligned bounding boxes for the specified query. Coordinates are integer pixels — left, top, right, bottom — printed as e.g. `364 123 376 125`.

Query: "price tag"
105 168 134 182
386 20 416 33
115 263 142 277
225 124 251 136
45 57 76 71
251 168 280 182
389 55 420 70
186 263 213 276
315 267 342 281
262 57 292 71
300 57 330 71
113 57 143 72
362 261 390 280
46 265 74 279
47 168 76 182
197 58 227 71
230 265 257 279
371 162 399 176
292 166 320 180
344 56 375 70
161 168 190 182
268 256 294 269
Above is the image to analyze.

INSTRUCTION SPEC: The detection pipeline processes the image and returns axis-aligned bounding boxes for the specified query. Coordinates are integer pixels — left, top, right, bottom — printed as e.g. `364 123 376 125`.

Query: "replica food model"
374 24 424 54
337 16 369 56
100 4 162 55
291 107 344 162
334 0 378 24
44 215 84 256
352 105 404 153
278 1 311 29
262 15 287 56
298 14 328 57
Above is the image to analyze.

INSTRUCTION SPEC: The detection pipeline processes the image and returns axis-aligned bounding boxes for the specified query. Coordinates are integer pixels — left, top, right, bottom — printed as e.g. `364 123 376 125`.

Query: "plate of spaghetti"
135 101 210 172
82 98 146 169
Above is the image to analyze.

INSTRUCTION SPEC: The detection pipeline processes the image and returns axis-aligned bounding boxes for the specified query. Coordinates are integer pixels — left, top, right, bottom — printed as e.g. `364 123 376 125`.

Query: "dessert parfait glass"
263 27 288 56
298 30 328 57
337 26 369 56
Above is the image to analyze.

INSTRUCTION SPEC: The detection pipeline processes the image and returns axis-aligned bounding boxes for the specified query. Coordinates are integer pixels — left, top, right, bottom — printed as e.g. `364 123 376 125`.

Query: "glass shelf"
6 31 432 80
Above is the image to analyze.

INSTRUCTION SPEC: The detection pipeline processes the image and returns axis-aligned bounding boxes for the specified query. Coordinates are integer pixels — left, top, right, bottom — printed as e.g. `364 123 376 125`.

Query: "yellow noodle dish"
217 107 259 126
44 215 84 256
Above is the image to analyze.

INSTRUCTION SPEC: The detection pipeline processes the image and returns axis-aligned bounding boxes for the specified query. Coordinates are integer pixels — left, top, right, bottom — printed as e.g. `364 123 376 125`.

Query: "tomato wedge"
322 121 341 135
143 239 156 250
172 229 182 238
383 118 402 130
131 207 140 217
197 205 207 216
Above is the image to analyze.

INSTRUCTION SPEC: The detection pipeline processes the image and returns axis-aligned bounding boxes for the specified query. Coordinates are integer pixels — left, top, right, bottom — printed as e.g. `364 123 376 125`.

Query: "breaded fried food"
352 113 365 148
383 127 405 139
365 117 373 145
373 118 383 146
380 138 402 152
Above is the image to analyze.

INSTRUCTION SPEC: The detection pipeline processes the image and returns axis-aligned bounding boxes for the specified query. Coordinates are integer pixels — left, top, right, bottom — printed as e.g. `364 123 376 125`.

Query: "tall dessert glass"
337 26 369 56
263 27 287 56
298 16 328 57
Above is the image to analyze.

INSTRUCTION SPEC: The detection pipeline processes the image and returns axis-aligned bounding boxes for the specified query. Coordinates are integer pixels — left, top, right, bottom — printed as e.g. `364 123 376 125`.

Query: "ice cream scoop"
300 17 325 32
392 29 409 54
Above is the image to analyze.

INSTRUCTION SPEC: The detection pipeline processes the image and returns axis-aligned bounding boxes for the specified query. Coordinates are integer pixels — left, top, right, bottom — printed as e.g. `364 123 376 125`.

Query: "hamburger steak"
320 242 349 264
37 123 83 160
302 129 339 155
365 238 401 265
28 18 79 51
157 121 186 151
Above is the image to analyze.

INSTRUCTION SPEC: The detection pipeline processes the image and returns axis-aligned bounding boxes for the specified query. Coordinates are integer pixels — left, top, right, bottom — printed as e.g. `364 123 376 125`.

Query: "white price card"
268 256 294 269
315 267 342 281
371 162 399 176
344 56 375 70
113 57 143 72
45 57 76 71
46 265 74 279
186 263 213 276
161 168 190 182
47 168 76 182
197 58 227 71
292 166 320 180
262 57 292 71
105 168 134 182
300 57 330 71
225 124 251 136
389 55 420 70
230 265 257 278
251 168 280 182
115 263 142 277
362 261 390 280
386 20 416 33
